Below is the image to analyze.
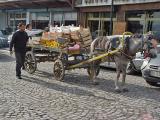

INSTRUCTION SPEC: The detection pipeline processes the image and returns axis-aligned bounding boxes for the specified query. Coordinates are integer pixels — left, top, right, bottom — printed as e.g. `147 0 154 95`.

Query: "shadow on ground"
22 69 160 103
0 52 15 62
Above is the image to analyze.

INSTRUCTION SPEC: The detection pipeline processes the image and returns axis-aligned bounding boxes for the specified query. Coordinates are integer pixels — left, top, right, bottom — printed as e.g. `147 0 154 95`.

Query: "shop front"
78 6 116 38
87 12 116 38
77 1 160 36
126 10 160 34
6 9 77 31
0 0 77 32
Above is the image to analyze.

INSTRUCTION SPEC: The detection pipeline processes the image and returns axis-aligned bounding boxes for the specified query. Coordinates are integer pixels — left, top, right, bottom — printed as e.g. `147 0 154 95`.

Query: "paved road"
0 49 160 120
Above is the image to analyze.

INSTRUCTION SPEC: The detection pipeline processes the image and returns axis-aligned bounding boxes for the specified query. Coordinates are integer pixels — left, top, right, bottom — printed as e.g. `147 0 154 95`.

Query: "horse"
90 34 144 92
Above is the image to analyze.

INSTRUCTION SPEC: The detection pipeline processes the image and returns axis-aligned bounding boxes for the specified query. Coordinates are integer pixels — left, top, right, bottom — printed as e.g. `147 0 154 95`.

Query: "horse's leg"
121 67 129 92
89 62 99 85
115 68 121 92
114 56 121 92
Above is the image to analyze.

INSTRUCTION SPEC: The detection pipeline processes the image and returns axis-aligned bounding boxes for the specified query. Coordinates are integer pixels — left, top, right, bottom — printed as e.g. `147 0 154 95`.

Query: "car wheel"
146 81 160 87
126 62 135 74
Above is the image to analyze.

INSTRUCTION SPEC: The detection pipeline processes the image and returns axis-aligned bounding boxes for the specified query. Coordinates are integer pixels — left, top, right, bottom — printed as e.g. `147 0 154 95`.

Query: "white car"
141 45 160 87
0 31 8 48
8 29 43 44
100 52 144 74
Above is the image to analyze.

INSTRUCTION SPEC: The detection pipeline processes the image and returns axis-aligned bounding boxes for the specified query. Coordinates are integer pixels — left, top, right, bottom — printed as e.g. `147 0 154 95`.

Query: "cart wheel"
87 65 100 77
24 51 37 74
53 59 65 81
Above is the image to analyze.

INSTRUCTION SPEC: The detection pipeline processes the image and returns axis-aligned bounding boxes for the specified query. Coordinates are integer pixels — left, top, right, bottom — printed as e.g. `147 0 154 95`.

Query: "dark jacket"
10 30 29 52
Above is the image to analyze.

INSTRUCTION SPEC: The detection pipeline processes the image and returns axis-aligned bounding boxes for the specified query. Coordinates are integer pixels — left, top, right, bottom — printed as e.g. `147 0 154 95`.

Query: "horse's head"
124 34 144 57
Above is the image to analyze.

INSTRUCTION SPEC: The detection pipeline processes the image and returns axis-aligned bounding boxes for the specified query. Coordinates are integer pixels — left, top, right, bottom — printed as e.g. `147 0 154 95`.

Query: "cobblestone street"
0 49 160 120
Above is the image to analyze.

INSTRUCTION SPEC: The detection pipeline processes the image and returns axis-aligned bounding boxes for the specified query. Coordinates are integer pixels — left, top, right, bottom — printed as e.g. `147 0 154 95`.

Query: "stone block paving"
0 49 160 120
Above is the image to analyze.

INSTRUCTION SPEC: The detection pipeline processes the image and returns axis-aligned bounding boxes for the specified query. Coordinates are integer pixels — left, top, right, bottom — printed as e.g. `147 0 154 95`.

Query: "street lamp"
109 0 114 35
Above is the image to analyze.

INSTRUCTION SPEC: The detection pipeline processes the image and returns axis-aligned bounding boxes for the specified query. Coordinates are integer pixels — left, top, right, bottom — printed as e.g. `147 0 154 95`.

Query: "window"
149 11 160 18
22 13 26 18
10 13 15 18
127 21 144 34
126 11 145 18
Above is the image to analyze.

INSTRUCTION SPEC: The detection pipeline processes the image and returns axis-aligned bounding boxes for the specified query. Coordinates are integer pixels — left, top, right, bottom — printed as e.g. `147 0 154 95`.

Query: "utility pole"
109 0 114 35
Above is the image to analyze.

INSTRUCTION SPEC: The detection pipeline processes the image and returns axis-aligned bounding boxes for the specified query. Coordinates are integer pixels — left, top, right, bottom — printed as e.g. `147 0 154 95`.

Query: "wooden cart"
24 27 102 81
24 26 131 81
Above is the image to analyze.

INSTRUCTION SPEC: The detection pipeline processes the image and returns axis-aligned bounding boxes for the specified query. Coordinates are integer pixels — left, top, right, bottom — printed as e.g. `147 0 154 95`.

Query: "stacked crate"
78 28 92 50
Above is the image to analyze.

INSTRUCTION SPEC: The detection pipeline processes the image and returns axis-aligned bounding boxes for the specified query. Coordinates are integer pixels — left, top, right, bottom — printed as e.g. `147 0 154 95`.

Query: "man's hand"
10 51 13 55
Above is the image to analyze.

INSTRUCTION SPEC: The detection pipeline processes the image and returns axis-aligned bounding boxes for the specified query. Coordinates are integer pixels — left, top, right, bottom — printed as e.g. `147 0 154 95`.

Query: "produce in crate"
39 39 60 48
38 25 92 51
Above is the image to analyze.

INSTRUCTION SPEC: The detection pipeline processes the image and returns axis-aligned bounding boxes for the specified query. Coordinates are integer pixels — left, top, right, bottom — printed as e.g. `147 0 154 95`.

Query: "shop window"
148 11 160 18
16 13 21 18
88 13 93 18
126 11 145 18
64 21 76 26
32 20 49 29
64 12 77 21
147 21 160 33
10 13 15 18
75 0 82 5
51 21 60 27
127 21 144 34
22 13 26 18
93 13 99 18
102 12 116 18
10 21 14 26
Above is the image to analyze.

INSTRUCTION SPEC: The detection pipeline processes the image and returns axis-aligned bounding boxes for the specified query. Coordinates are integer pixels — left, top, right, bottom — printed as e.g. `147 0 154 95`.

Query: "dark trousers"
15 52 26 76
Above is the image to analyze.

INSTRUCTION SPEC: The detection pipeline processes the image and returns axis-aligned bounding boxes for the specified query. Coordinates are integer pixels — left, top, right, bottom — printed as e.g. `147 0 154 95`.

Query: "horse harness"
119 35 144 60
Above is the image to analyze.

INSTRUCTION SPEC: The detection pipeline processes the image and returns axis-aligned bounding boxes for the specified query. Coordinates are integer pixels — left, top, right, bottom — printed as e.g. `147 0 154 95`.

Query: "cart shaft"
68 49 120 69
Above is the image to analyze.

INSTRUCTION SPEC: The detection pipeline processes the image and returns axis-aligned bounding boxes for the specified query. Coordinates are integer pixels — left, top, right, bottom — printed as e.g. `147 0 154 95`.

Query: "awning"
0 0 74 9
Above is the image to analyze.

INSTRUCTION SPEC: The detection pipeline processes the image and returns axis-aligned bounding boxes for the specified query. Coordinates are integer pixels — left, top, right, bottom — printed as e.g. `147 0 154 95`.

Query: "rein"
119 49 134 60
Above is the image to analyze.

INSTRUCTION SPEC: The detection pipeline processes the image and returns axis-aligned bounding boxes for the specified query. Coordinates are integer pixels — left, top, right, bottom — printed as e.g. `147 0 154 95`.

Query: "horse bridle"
119 34 144 60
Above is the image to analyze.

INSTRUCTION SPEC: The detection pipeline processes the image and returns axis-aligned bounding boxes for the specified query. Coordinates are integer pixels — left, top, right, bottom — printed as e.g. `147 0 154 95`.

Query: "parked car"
8 29 43 44
100 51 144 74
7 32 14 45
141 45 160 87
100 35 144 74
0 31 8 48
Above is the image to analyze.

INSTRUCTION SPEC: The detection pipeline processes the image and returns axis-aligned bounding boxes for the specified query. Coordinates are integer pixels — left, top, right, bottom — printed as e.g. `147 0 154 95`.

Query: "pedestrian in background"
25 24 43 38
10 23 29 79
25 24 43 44
144 32 159 58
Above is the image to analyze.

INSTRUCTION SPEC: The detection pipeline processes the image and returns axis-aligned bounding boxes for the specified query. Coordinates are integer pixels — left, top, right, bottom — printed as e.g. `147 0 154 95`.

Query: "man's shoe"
16 76 22 79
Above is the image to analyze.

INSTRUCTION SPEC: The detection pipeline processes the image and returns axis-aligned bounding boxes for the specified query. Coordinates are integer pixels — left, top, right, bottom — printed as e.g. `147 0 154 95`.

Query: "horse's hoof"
93 82 99 85
122 88 129 92
115 89 121 93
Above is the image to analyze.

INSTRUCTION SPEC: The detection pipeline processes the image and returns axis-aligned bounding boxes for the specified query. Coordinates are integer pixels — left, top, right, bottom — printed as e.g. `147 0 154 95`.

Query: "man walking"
10 23 29 79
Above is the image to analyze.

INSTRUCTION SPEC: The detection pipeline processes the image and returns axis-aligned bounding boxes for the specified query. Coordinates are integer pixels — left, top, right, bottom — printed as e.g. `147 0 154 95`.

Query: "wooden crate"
79 28 92 50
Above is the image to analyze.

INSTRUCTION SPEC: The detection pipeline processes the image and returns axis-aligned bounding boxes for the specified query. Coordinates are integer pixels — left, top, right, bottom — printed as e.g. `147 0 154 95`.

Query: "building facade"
75 0 160 36
1 0 160 36
0 0 77 33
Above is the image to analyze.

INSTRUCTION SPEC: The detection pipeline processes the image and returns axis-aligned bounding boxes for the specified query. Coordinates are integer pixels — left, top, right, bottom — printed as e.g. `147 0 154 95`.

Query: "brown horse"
90 35 144 92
